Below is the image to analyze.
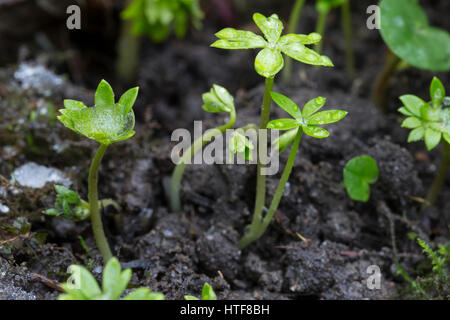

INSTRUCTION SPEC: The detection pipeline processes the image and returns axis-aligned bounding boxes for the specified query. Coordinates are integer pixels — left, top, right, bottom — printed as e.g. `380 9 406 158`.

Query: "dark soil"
0 0 449 300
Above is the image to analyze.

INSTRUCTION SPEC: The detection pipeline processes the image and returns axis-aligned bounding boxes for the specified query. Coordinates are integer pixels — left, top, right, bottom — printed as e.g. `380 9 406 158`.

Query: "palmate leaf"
211 12 333 78
58 80 138 146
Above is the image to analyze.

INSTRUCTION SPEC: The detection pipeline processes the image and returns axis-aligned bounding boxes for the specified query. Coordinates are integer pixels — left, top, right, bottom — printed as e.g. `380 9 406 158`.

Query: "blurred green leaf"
343 155 379 202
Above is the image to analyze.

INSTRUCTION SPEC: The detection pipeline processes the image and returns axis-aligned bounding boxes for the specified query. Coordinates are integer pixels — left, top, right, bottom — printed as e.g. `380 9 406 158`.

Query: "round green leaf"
254 48 284 78
380 0 450 71
343 155 379 202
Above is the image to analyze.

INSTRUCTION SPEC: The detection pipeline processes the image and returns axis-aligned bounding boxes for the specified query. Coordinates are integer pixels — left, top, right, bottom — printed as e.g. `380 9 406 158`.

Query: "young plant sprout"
240 92 347 248
169 84 236 212
373 0 450 109
184 283 217 300
59 257 164 300
313 0 355 75
212 12 334 248
116 0 204 83
58 79 138 263
398 77 450 207
44 185 120 221
343 155 379 202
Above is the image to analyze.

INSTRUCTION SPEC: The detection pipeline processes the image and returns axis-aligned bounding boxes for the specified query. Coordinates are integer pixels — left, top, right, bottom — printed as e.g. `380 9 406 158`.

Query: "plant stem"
371 49 401 111
240 127 303 249
282 0 306 83
115 0 140 84
314 10 328 54
170 109 237 212
341 0 355 76
250 77 275 228
88 143 113 264
424 141 450 208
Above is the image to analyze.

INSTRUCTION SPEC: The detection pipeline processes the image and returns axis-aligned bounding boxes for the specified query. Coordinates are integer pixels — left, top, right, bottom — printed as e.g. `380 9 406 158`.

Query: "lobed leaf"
253 13 283 43
270 91 302 119
254 48 284 78
118 87 139 114
95 80 115 108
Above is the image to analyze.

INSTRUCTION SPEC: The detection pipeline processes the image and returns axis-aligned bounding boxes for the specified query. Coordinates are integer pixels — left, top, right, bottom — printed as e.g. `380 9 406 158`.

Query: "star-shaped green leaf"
211 13 333 78
398 77 450 150
267 91 347 139
58 80 138 146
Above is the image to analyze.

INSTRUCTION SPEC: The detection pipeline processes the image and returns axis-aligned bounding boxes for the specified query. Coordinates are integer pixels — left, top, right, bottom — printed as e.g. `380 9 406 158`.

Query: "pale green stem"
170 109 237 212
341 0 355 76
424 141 450 208
314 10 328 54
88 144 113 264
115 0 141 84
282 0 306 83
239 128 303 249
250 77 275 230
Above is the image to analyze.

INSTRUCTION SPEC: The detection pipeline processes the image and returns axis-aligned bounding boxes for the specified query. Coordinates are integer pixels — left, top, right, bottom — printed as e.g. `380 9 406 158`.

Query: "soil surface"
0 0 449 300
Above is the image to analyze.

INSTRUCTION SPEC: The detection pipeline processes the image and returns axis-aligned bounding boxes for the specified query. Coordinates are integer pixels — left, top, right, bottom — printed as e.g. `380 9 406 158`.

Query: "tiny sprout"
212 12 332 79
184 283 217 300
44 185 89 221
169 84 236 212
229 129 254 162
58 257 164 300
343 155 379 202
240 91 347 248
58 79 139 263
399 77 450 207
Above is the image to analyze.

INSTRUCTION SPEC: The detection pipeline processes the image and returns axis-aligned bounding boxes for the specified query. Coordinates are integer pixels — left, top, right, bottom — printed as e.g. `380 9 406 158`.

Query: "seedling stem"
88 143 113 263
170 108 236 212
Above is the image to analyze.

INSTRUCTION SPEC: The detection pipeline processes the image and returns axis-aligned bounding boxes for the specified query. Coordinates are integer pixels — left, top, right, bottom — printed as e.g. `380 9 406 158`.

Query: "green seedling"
239 91 347 249
44 185 120 222
58 257 164 300
184 283 217 300
116 0 203 83
373 0 450 109
396 237 449 300
343 155 379 202
169 84 237 212
312 0 354 75
212 12 334 248
398 77 450 207
58 79 138 263
229 129 255 162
